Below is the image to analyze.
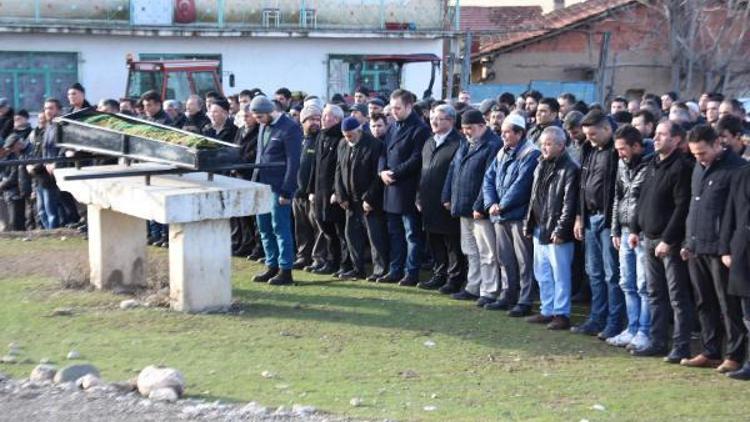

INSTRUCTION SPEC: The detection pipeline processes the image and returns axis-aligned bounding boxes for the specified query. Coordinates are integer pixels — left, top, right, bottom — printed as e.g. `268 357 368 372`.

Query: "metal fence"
0 0 454 31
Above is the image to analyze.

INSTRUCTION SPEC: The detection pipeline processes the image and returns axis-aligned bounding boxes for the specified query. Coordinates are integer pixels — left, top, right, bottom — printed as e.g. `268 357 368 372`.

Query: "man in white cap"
482 112 541 316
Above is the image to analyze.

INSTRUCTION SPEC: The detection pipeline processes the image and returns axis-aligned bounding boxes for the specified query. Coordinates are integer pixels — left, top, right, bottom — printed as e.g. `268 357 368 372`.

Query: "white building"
0 0 450 111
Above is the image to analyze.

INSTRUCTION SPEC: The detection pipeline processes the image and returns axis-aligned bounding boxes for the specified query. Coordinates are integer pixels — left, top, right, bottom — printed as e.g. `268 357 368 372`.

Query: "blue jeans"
584 214 624 331
619 229 651 335
386 212 423 277
256 193 294 270
533 228 574 317
35 185 61 229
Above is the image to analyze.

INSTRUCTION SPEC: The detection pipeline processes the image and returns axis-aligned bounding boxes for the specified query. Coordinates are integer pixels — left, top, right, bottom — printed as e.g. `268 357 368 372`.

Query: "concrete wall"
1 32 442 102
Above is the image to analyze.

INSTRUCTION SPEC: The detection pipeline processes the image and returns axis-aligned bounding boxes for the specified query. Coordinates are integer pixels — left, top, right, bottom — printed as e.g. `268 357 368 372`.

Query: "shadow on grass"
231 283 607 358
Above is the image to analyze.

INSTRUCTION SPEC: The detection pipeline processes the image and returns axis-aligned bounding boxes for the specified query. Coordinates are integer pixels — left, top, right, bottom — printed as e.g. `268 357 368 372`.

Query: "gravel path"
0 373 347 422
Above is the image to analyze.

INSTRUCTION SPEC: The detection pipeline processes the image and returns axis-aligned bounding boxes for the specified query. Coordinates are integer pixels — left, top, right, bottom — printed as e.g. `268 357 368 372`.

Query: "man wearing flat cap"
335 116 387 280
250 95 302 286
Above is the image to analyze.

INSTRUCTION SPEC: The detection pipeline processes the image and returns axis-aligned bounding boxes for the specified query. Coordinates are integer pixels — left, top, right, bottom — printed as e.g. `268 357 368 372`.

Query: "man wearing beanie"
203 97 237 143
335 116 387 280
66 82 91 113
250 95 302 285
293 104 326 271
443 109 502 305
377 89 431 286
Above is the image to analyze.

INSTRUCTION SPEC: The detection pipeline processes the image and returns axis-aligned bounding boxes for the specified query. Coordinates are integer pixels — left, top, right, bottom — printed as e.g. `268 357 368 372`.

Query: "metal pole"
34 0 41 22
217 0 225 28
596 31 611 105
461 32 472 93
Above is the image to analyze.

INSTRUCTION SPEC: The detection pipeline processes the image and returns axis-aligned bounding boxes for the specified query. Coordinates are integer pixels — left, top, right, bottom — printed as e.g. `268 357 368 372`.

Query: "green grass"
0 237 744 421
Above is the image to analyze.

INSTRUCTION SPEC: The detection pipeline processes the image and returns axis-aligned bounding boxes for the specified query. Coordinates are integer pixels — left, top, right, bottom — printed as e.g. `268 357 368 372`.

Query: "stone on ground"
76 374 101 390
148 387 178 402
53 364 100 384
29 364 57 382
136 365 185 397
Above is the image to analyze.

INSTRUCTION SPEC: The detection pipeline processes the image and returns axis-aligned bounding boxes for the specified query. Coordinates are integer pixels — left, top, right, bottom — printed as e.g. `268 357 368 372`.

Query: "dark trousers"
688 254 746 361
231 216 257 255
364 210 389 276
318 218 350 270
5 198 25 232
293 197 324 264
345 205 370 273
740 298 750 362
425 230 464 284
644 237 696 351
59 190 80 225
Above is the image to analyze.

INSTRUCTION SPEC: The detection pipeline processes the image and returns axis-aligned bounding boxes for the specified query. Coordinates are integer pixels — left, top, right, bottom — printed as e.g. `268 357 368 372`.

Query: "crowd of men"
2 82 750 381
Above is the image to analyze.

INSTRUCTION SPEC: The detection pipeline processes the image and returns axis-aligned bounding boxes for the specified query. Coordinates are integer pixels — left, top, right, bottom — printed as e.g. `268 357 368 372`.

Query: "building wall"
0 32 442 106
474 4 674 100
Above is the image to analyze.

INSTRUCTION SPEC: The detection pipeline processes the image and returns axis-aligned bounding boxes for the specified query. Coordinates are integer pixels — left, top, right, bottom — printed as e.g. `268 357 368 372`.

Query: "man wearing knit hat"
335 116 387 280
443 109 502 304
250 95 302 285
293 104 326 271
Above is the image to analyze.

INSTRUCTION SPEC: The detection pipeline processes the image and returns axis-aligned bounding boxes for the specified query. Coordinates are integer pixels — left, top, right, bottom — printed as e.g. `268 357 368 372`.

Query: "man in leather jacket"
524 126 580 330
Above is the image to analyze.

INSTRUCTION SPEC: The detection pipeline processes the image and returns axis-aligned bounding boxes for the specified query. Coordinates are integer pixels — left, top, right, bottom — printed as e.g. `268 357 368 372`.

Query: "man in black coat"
230 105 259 257
202 98 237 143
679 125 746 372
335 117 387 279
630 121 696 363
0 114 33 231
307 104 350 276
720 164 750 379
294 105 326 271
180 95 211 134
377 89 431 285
415 104 464 292
0 98 14 140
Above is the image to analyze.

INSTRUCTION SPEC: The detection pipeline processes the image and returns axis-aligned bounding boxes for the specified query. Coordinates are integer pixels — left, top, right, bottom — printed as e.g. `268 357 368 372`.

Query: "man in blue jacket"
250 96 302 286
442 109 502 305
377 89 431 286
482 113 540 315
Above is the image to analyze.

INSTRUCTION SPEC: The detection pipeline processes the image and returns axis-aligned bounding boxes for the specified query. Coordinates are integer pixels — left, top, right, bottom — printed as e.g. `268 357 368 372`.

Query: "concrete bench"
56 164 272 313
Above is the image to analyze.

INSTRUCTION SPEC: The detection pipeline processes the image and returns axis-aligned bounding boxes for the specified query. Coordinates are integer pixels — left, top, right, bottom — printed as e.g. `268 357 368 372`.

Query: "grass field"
0 236 744 421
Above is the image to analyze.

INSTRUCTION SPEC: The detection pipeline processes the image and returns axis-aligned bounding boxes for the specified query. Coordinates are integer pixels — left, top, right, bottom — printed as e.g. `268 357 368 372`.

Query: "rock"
6 348 21 356
53 364 100 384
29 364 57 382
592 404 606 411
292 404 317 416
76 374 101 390
136 365 185 397
423 339 436 348
119 299 141 310
260 370 275 379
0 372 8 382
109 380 137 394
239 402 270 416
350 397 364 407
21 237 31 242
1 355 17 364
148 387 178 402
66 350 81 360
424 405 437 411
52 307 74 317
144 293 169 308
399 370 418 379
60 236 67 241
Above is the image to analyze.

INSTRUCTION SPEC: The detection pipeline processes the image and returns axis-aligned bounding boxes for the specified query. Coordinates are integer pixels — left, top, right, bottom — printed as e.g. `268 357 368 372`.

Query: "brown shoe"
717 359 741 373
546 316 571 330
525 314 553 324
679 354 721 368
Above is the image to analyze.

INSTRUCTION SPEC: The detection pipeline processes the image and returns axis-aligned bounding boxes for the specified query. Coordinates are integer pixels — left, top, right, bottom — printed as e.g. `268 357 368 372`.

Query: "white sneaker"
606 329 634 347
627 331 651 351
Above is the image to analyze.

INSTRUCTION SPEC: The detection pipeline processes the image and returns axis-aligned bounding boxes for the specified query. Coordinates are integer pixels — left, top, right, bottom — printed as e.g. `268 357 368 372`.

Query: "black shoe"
339 269 366 280
268 269 294 286
398 275 419 287
727 364 750 380
570 322 600 336
485 298 511 311
597 327 622 341
253 267 279 283
312 264 337 275
451 290 479 301
508 304 532 317
664 347 691 364
377 273 402 284
630 344 668 358
292 259 310 270
476 296 495 307
304 262 324 272
438 282 462 295
366 273 383 282
417 277 446 290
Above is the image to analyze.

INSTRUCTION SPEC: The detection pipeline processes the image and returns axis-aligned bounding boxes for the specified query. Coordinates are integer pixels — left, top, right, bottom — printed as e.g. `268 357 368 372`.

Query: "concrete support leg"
87 205 147 289
168 219 232 313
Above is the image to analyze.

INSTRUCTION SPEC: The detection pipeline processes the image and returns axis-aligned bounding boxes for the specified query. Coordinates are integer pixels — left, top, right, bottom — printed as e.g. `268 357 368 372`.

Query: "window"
327 55 401 100
165 71 191 101
191 71 219 98
126 70 164 99
0 51 78 112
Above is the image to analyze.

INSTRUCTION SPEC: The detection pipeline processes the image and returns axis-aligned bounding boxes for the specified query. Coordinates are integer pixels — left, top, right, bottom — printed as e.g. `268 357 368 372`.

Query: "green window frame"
0 51 79 112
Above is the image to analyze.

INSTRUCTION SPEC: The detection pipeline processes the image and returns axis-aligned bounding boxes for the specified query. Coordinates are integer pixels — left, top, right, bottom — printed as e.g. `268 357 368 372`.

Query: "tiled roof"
474 0 637 57
459 6 543 32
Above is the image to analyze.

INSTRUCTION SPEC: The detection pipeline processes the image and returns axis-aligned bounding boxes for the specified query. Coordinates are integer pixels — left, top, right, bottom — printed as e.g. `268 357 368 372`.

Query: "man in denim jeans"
609 125 652 350
571 110 624 340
